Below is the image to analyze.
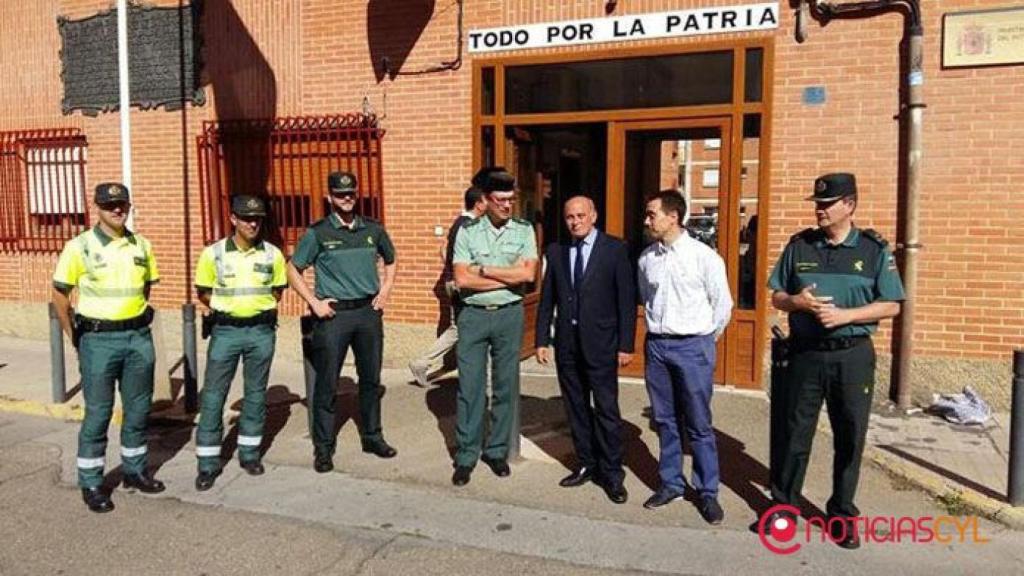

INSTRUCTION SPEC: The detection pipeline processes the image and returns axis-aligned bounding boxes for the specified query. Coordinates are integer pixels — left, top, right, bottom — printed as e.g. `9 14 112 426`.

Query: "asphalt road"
2 412 1023 575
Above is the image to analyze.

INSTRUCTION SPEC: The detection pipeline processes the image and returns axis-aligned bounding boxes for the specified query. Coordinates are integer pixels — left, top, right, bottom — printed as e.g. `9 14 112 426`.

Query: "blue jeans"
644 334 719 498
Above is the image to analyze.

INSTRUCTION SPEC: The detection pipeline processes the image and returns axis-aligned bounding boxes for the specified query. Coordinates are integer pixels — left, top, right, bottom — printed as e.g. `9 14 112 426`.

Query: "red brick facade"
1 1 1021 364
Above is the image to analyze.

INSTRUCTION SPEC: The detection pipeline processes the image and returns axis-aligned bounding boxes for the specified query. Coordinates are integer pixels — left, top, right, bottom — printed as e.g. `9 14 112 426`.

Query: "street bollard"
510 368 521 460
301 316 316 437
48 303 66 403
183 303 199 413
1009 350 1024 506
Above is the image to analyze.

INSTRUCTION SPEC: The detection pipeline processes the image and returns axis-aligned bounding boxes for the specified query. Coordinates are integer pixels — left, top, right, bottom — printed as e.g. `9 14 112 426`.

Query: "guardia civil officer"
449 167 538 486
52 183 164 513
767 173 904 549
193 195 287 491
287 171 398 473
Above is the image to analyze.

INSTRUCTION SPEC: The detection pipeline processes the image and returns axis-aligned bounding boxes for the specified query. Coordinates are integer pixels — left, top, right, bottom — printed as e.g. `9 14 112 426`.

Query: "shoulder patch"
790 227 817 243
860 228 889 248
511 217 533 227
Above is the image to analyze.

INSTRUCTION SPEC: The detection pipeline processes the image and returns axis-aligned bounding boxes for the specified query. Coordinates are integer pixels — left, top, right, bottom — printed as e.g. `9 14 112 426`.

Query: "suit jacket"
535 231 637 366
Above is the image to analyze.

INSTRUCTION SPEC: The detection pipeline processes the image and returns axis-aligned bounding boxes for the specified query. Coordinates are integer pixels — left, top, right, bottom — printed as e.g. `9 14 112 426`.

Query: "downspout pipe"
811 1 923 410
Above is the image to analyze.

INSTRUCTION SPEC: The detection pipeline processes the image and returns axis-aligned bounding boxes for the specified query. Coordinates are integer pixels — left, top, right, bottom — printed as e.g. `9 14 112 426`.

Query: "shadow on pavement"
425 377 458 459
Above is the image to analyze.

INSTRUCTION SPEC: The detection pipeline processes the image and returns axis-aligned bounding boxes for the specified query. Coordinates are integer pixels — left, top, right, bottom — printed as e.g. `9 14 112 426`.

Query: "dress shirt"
638 230 733 339
569 228 598 286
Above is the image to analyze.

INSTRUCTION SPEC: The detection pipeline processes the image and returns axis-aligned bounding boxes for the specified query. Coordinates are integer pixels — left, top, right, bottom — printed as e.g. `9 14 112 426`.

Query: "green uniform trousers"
76 327 156 489
454 303 523 467
196 323 276 473
770 338 875 518
310 305 384 456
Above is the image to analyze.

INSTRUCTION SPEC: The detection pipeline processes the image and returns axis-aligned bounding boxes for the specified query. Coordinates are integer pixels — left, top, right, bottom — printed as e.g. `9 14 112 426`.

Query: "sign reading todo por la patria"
468 2 779 54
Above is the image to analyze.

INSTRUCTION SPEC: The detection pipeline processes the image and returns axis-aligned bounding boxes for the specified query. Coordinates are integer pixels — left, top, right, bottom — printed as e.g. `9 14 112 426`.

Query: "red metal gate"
197 114 385 251
0 129 89 253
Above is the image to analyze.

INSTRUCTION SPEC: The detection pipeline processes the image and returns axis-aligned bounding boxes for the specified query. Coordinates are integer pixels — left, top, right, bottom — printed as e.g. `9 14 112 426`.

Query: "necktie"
572 239 584 324
573 238 585 291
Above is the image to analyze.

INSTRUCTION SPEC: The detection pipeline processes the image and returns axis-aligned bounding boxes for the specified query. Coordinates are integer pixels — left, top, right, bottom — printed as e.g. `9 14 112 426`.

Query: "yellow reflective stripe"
79 285 145 298
212 286 274 297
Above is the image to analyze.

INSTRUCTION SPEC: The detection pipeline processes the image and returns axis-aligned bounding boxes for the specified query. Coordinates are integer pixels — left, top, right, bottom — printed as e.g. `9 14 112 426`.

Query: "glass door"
608 117 749 384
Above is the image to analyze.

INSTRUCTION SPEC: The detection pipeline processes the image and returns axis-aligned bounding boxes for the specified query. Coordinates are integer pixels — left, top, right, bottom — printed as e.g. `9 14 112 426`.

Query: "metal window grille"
0 129 89 253
197 114 385 251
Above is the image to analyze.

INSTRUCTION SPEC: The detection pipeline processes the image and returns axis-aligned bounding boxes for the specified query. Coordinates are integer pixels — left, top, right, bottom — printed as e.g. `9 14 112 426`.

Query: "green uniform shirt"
53 226 159 320
291 213 396 300
194 237 287 318
768 226 905 339
452 216 538 306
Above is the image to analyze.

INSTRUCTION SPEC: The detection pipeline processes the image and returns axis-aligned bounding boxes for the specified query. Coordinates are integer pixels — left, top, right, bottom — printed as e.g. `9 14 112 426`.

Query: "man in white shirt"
637 190 733 525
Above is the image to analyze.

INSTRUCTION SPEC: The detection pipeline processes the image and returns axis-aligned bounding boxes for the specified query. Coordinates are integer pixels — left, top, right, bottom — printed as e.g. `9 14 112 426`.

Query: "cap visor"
806 194 847 202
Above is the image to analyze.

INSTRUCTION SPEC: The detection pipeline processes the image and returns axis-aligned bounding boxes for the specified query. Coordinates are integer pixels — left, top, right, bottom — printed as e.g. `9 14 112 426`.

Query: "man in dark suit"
535 196 637 504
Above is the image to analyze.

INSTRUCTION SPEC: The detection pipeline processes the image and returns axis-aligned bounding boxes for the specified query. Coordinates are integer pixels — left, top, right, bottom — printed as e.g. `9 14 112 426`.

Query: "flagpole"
116 0 133 227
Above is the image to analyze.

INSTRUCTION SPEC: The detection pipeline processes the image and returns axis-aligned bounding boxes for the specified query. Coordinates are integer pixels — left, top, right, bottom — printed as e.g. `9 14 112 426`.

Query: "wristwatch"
479 265 487 277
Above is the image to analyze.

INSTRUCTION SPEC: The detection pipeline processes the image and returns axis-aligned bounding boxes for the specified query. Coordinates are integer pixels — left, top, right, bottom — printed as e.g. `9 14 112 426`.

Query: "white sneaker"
408 362 430 387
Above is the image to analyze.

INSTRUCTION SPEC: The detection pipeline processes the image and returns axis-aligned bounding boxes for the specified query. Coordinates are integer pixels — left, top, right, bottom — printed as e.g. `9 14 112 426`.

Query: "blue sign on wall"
802 86 826 106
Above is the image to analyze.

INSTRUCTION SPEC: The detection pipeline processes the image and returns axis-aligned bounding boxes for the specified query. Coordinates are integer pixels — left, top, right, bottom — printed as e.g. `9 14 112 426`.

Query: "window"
0 129 89 253
505 51 734 114
702 168 720 188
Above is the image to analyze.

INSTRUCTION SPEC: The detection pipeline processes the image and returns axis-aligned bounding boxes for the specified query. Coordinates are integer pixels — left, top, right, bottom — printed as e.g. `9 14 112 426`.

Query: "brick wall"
1 0 1021 361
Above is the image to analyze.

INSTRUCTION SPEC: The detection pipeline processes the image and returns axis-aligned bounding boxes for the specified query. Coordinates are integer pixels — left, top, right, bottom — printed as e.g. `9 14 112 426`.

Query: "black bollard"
1009 350 1024 506
183 304 199 412
301 316 316 437
49 303 66 403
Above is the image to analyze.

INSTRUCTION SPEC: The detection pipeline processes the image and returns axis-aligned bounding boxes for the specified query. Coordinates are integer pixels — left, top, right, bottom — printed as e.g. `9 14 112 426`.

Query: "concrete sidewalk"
1 333 1021 533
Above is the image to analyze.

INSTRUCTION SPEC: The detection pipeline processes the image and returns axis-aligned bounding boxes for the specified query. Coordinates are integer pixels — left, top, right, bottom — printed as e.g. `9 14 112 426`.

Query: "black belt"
465 301 520 311
647 332 702 341
793 336 870 352
211 309 277 327
75 307 154 333
329 296 375 311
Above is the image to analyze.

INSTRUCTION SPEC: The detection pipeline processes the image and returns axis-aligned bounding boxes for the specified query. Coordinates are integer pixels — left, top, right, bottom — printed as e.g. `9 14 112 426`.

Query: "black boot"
122 471 166 494
81 487 114 513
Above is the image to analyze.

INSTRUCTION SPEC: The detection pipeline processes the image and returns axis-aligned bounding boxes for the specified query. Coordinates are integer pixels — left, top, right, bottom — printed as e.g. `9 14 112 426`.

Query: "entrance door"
608 117 752 386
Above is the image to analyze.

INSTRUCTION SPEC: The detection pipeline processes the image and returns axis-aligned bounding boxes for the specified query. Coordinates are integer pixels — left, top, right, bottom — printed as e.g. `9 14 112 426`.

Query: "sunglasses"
98 202 130 212
329 191 357 199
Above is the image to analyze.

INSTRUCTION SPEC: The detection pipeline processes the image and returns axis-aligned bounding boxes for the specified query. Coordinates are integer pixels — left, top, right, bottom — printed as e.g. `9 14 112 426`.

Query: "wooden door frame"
471 37 775 388
608 116 735 383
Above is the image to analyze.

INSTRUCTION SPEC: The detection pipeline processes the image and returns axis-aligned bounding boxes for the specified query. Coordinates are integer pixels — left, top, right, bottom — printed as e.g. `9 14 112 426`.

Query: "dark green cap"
328 171 357 193
807 173 857 202
231 194 267 217
94 182 130 204
471 167 515 192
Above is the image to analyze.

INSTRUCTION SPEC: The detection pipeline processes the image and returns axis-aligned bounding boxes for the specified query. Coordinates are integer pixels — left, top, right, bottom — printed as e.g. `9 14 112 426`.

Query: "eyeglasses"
489 196 516 206
330 192 357 199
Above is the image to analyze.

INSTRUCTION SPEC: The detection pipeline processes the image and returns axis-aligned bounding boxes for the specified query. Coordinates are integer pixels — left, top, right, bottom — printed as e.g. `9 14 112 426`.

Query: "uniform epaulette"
790 227 817 243
860 228 889 248
511 217 532 226
462 217 483 228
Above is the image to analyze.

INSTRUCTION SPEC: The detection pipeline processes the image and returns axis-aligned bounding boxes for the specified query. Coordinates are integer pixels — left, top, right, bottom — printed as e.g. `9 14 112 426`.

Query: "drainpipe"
799 1 923 410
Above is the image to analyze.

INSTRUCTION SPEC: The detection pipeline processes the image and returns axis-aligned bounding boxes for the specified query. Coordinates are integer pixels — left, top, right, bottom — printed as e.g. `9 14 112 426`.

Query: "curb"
863 443 1024 531
0 396 122 425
